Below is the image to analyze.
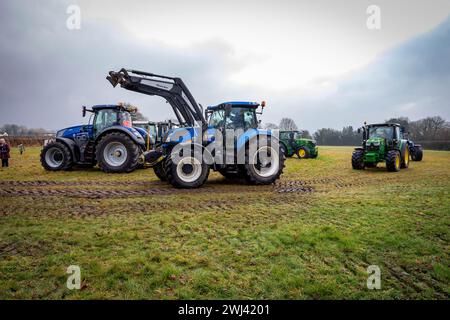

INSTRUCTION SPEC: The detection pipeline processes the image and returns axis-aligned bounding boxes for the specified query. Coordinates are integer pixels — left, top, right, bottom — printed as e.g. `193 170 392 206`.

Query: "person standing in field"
18 143 25 155
0 138 11 167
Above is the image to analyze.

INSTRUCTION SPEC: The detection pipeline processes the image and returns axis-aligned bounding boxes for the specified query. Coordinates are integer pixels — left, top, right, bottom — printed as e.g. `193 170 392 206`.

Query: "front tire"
411 147 423 161
401 147 410 169
386 150 401 172
296 147 309 159
153 161 167 181
96 132 140 173
351 150 365 170
164 150 209 188
244 138 284 185
40 141 73 171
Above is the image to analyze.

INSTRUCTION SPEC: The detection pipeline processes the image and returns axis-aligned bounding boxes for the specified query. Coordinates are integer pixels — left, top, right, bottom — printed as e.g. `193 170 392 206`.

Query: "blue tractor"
107 68 285 188
40 104 150 173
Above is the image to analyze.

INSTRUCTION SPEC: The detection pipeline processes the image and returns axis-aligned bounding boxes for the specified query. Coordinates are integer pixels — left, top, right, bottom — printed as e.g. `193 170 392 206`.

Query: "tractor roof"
91 104 121 110
207 101 259 111
91 104 137 113
367 123 401 127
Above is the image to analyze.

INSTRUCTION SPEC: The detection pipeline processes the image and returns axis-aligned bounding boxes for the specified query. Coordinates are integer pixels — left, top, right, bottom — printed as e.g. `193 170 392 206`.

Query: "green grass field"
0 146 449 299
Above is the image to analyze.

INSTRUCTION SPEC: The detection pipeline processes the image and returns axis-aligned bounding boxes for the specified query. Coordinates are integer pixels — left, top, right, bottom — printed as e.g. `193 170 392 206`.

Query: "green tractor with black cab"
352 123 411 172
279 130 319 159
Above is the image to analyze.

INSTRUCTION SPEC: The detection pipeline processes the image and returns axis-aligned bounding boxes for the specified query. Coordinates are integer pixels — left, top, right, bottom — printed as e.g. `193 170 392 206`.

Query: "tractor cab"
205 101 262 131
88 104 134 136
353 123 410 172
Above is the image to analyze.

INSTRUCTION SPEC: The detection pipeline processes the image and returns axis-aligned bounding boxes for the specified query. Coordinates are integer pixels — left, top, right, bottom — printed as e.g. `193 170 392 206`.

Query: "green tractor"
279 131 319 159
352 123 411 172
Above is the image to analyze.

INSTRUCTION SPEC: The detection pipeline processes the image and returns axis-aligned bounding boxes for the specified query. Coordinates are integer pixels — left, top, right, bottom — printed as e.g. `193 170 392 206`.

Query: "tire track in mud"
0 175 403 198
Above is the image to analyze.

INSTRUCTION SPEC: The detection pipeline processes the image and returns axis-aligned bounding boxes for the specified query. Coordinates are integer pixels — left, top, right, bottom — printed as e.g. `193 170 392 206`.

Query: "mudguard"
95 126 146 147
56 137 79 161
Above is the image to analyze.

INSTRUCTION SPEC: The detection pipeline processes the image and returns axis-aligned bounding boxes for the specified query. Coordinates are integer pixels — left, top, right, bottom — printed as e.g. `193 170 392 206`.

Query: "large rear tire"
40 141 73 171
164 150 209 188
386 150 401 172
351 150 365 170
411 147 423 161
96 132 140 173
244 138 284 185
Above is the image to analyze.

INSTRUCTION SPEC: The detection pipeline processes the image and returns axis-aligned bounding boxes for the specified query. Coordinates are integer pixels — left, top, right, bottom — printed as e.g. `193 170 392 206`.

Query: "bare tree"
279 118 298 131
263 122 279 130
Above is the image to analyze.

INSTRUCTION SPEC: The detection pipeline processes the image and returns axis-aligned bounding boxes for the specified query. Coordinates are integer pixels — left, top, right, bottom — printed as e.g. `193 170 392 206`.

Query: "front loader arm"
107 68 207 128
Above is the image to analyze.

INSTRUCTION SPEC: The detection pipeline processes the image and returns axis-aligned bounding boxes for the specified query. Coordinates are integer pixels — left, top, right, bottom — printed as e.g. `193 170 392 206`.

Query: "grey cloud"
0 0 449 133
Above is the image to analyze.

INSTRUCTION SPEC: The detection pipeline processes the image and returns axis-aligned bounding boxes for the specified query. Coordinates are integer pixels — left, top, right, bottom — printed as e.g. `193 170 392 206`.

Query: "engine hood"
57 125 90 138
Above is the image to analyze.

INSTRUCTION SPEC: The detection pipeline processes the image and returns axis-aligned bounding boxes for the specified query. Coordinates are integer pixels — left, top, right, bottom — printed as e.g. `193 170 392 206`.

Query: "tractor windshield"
209 107 257 130
368 126 394 140
226 108 257 130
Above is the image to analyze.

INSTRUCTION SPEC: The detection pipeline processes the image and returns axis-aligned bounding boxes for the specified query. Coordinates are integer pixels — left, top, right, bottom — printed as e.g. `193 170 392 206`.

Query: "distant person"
0 138 11 167
18 143 25 155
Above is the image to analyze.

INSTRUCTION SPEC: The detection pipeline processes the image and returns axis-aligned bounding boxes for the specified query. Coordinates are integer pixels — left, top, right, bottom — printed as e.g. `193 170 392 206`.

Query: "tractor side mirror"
357 128 361 134
82 106 87 117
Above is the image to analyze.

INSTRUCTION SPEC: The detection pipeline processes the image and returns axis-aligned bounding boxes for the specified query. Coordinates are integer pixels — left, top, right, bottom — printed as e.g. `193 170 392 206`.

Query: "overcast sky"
0 0 449 132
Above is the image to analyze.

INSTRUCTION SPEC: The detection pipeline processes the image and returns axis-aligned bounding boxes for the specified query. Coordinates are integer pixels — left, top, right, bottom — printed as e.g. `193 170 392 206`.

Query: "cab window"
208 110 225 128
243 109 257 129
94 109 118 132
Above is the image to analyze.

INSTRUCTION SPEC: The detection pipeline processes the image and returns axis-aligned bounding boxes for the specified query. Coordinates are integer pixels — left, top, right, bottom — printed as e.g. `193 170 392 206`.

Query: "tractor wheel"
351 150 365 170
40 141 73 171
244 138 285 185
411 147 423 161
164 151 209 188
96 132 140 173
310 151 318 159
401 147 410 169
296 147 309 159
153 161 167 181
386 150 401 172
280 144 288 158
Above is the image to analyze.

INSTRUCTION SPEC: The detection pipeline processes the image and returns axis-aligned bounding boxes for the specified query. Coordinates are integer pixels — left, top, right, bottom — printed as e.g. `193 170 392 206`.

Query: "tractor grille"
366 144 380 152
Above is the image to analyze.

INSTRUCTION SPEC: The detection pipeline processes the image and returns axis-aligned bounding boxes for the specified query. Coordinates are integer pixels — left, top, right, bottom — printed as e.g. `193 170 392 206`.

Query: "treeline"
264 116 450 150
313 116 450 150
0 124 50 136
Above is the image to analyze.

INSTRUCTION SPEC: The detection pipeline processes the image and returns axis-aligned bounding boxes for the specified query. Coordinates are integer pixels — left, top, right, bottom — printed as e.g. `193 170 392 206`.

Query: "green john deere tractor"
352 123 411 172
279 131 318 159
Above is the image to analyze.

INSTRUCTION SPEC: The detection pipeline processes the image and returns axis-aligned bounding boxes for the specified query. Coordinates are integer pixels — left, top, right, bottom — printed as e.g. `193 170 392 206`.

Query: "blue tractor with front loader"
107 68 285 188
40 104 151 173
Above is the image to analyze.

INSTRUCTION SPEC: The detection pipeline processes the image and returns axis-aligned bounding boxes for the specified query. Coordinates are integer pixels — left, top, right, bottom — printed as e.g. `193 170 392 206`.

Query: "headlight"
56 130 64 137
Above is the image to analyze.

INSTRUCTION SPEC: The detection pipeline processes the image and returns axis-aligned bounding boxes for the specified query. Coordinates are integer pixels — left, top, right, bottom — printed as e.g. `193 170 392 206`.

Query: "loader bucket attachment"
106 72 119 87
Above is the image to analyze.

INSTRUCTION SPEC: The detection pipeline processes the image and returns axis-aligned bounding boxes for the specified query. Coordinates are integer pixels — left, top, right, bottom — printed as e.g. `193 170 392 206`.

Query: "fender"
236 132 280 161
56 137 79 161
170 142 214 166
95 126 146 148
